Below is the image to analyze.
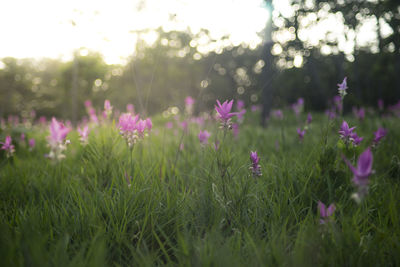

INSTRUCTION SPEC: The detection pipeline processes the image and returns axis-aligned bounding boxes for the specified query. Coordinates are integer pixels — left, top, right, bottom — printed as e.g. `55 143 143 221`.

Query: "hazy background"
1 0 399 124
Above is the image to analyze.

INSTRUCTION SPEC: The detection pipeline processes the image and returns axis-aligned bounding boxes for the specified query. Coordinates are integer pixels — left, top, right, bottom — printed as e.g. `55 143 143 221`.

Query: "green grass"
1 112 400 266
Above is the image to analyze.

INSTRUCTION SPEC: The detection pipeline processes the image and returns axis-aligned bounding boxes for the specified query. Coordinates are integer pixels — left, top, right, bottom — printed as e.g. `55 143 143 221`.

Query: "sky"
0 0 269 64
0 0 387 65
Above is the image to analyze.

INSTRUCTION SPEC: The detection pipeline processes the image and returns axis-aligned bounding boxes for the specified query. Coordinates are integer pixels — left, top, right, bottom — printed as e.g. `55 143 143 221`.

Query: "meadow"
1 95 400 266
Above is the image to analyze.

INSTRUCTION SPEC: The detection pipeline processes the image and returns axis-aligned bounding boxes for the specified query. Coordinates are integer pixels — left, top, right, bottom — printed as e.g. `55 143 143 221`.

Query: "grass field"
1 104 400 266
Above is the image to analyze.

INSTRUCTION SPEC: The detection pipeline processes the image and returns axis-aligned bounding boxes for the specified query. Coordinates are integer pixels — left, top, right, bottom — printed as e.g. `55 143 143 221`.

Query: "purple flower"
250 151 261 177
339 121 356 142
20 133 26 142
343 147 373 203
337 77 348 98
373 127 387 146
251 105 261 112
0 136 15 158
333 95 343 113
292 98 304 117
272 109 283 120
237 100 245 111
198 130 211 145
297 128 306 141
326 109 337 120
353 107 365 121
29 138 35 150
378 99 384 111
236 109 246 122
350 132 363 146
215 100 236 128
318 201 336 224
306 113 312 124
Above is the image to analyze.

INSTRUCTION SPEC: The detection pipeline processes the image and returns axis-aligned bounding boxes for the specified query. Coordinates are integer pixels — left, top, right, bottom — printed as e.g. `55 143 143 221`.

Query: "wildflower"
77 125 90 145
353 107 365 121
29 138 35 150
39 116 47 126
126 103 135 113
214 140 220 151
237 100 245 111
318 201 336 224
292 98 304 117
378 99 384 111
180 120 188 132
118 113 151 149
333 95 343 113
339 121 356 144
272 109 283 120
236 109 246 122
250 151 262 177
47 118 71 160
306 113 312 124
326 109 336 120
343 147 373 203
20 133 26 142
337 77 348 98
103 100 113 119
198 130 211 145
1 136 15 157
215 100 236 129
185 96 195 115
350 132 363 146
251 105 261 112
373 127 387 146
165 121 173 129
297 128 306 141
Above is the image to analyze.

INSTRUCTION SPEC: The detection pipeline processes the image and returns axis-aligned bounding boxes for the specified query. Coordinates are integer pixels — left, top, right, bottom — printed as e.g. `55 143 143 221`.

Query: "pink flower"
20 133 26 142
78 125 90 145
198 130 211 145
47 118 71 160
118 113 152 148
126 103 135 113
103 100 113 118
49 118 70 147
272 109 283 120
29 138 35 150
215 100 236 127
185 96 195 114
236 100 245 111
236 109 246 122
1 136 15 157
165 122 173 129
318 201 336 224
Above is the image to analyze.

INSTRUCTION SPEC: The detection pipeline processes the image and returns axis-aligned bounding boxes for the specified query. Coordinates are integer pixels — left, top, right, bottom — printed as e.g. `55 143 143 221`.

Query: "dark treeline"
0 0 399 123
